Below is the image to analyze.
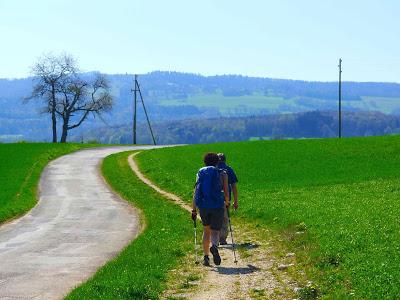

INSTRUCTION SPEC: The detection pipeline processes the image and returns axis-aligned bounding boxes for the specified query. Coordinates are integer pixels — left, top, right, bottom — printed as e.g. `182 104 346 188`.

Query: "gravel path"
128 153 295 300
0 146 157 300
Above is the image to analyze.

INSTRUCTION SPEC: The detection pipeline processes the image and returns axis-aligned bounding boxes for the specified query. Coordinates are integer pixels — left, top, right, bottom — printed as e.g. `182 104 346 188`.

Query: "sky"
1 0 399 82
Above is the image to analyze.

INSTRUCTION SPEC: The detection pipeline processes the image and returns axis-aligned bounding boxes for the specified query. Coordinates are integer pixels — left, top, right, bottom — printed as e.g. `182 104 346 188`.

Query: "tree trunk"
60 117 69 143
51 109 57 143
51 84 57 143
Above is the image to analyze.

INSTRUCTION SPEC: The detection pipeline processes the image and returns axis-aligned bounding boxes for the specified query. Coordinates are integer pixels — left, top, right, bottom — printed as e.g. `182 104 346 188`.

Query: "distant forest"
2 71 400 105
71 111 400 145
1 71 400 142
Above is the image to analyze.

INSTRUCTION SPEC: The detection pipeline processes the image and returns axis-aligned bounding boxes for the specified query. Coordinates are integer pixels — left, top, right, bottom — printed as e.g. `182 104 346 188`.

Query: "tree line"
118 71 400 101
71 110 400 145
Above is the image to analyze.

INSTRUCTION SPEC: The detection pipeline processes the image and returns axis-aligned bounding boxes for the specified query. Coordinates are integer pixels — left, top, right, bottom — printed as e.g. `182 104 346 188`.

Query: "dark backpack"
194 166 223 208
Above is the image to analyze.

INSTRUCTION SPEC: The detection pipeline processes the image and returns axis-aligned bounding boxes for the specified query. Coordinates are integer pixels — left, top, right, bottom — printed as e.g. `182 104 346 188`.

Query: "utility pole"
131 75 157 145
338 58 342 138
131 75 138 144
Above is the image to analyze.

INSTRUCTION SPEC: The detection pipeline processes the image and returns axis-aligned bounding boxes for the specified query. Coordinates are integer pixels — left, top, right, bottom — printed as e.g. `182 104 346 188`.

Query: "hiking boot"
210 245 221 265
219 239 227 245
203 255 210 266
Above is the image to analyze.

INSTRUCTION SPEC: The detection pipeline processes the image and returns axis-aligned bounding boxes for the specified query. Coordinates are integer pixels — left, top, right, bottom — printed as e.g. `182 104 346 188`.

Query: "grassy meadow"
137 136 400 299
159 93 286 111
67 151 193 299
0 143 93 223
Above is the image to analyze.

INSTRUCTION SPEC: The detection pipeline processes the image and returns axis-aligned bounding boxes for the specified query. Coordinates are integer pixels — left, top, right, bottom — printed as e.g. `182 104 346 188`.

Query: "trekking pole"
227 209 238 264
193 219 199 265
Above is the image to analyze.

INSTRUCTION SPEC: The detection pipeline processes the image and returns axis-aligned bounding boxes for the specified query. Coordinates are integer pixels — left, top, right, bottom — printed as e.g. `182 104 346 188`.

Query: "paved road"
0 146 157 300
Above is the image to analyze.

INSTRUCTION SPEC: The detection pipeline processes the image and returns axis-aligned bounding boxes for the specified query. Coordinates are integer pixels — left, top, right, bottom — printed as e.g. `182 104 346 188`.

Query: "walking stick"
193 219 199 264
227 208 238 264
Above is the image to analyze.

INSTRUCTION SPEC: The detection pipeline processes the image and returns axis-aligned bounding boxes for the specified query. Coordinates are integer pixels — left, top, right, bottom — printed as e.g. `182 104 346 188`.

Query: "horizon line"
1 70 400 85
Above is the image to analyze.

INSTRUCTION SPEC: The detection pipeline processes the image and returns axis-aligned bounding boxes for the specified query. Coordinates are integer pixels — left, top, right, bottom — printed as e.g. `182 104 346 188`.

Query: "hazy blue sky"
1 0 399 81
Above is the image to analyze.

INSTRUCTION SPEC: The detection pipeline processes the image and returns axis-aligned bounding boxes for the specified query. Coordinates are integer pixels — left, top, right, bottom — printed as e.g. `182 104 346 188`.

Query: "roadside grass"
67 151 193 299
137 135 400 299
0 143 94 223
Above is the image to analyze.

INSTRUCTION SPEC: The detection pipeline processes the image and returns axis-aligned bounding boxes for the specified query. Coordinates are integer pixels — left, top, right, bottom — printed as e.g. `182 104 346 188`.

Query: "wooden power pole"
131 75 157 145
131 75 138 144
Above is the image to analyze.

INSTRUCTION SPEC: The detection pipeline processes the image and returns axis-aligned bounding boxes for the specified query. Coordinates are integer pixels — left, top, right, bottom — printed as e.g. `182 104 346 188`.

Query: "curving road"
0 146 158 300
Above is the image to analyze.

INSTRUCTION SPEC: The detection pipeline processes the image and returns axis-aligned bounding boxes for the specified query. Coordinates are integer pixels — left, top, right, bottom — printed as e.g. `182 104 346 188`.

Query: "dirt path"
128 153 297 299
0 146 159 300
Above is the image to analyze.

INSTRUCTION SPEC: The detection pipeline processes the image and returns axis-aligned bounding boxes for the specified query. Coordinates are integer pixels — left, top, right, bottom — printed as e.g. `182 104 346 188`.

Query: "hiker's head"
203 152 219 166
217 153 226 163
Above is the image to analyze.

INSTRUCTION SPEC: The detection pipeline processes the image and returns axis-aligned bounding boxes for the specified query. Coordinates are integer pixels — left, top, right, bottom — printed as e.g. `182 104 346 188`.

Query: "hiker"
192 152 229 266
217 153 239 245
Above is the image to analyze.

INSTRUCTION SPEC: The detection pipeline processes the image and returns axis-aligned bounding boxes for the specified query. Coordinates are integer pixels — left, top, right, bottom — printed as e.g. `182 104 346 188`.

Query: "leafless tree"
57 73 113 143
28 53 77 142
27 53 113 143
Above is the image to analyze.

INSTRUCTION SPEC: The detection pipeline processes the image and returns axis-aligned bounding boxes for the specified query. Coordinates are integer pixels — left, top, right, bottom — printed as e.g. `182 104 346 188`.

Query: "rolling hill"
1 71 400 142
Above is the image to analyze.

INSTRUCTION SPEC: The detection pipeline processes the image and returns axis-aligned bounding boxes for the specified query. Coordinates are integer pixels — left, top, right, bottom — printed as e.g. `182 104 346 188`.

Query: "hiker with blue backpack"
192 152 229 266
217 153 239 245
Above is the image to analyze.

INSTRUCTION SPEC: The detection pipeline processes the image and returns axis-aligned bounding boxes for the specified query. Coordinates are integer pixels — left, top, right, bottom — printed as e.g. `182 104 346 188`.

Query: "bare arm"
232 183 238 210
191 187 197 221
222 173 229 207
192 187 197 211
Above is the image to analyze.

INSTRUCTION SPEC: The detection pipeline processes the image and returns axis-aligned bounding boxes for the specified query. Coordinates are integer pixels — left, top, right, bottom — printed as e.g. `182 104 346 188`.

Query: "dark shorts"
199 207 224 230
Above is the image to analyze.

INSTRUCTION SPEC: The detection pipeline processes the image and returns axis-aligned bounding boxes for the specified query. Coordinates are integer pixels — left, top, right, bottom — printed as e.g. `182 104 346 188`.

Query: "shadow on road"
237 242 260 249
219 242 260 250
215 264 260 275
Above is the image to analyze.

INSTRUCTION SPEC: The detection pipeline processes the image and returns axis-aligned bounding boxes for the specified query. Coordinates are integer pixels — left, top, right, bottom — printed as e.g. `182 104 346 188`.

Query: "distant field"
158 92 400 115
159 93 286 109
359 96 400 114
158 93 302 115
137 136 400 298
0 143 93 223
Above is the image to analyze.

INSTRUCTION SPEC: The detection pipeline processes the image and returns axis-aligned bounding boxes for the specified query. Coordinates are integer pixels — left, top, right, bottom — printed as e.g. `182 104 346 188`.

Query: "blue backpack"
194 166 224 209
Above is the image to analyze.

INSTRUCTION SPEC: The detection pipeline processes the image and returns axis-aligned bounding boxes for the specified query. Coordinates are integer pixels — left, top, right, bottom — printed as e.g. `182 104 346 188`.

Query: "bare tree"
56 73 113 143
28 53 77 142
27 53 113 143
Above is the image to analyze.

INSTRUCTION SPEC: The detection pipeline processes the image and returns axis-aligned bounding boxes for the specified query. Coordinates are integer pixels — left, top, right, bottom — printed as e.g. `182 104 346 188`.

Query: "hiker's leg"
203 225 211 255
209 208 224 265
211 230 220 246
219 206 229 243
210 207 224 244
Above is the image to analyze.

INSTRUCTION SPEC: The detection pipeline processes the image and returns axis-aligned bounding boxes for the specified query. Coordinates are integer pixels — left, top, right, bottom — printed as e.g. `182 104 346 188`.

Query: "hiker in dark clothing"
192 152 229 266
217 153 238 245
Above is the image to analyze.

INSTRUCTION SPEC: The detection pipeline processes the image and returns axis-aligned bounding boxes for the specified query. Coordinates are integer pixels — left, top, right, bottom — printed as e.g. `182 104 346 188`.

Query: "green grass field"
137 136 400 299
67 151 193 299
0 143 93 223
